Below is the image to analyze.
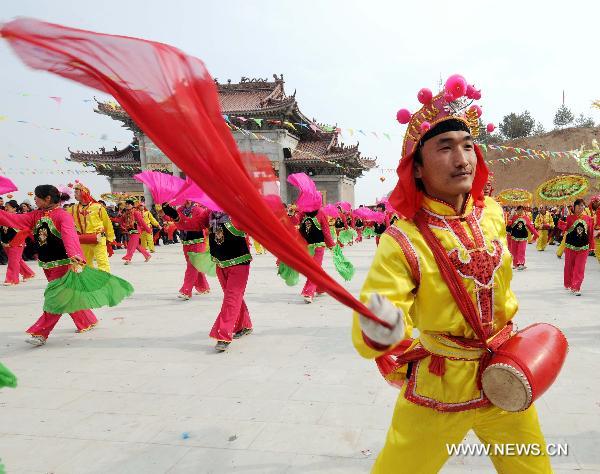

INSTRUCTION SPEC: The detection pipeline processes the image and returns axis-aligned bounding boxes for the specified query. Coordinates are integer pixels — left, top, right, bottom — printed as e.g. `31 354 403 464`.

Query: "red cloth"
0 18 387 327
389 144 489 220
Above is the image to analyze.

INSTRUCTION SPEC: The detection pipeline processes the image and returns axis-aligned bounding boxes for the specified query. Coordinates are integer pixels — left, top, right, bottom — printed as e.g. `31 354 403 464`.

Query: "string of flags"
225 122 369 172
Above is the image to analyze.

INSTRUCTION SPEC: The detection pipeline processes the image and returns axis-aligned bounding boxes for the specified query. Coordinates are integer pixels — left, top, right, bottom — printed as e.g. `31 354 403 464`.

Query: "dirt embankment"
485 126 600 199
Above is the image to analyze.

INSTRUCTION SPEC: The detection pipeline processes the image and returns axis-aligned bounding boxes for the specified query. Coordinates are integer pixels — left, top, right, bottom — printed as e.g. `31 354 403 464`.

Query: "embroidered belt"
38 258 71 269
213 253 252 268
182 238 204 245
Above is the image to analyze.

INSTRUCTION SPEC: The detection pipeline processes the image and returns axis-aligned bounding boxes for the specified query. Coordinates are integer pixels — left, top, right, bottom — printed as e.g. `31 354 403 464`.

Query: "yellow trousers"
596 238 600 264
81 238 110 273
536 230 549 251
253 240 265 255
372 387 552 473
141 231 155 252
556 235 566 258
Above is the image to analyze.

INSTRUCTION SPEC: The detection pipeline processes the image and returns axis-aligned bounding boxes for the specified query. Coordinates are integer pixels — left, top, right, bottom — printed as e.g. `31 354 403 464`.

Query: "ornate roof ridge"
215 74 285 92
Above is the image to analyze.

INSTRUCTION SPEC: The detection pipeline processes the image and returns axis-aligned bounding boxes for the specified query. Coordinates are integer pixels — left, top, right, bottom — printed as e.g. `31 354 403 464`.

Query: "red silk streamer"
1 18 389 328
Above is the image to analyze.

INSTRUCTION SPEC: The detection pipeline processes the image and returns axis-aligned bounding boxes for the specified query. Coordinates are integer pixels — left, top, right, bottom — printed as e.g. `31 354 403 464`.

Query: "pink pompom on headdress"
390 74 490 220
396 73 485 158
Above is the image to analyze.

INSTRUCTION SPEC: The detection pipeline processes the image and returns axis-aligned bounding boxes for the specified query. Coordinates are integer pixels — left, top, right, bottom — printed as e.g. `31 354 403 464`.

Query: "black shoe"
233 328 253 339
215 341 231 352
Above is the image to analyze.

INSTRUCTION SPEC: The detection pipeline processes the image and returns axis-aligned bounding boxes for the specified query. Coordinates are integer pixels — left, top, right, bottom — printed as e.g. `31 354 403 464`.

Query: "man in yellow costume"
352 77 552 473
534 206 554 251
139 202 160 253
69 182 115 272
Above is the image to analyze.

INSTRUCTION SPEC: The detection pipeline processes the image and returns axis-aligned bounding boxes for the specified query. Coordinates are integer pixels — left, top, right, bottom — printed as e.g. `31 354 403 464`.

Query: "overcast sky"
1 0 599 205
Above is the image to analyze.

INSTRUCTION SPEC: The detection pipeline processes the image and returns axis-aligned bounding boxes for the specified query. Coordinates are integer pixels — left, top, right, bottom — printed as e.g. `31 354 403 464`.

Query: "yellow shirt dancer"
68 182 115 272
534 206 554 251
353 75 552 473
139 203 160 253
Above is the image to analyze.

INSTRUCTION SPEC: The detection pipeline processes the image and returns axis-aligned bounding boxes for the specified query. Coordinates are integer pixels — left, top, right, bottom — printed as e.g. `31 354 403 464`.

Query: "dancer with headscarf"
1 199 35 285
208 212 253 351
119 199 152 265
287 173 336 304
562 198 595 295
160 201 211 300
139 202 160 253
0 185 98 345
68 181 115 272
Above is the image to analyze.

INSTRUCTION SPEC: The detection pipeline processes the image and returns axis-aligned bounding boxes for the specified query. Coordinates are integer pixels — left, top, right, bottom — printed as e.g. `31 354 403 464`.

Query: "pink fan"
287 173 322 212
0 176 18 195
353 207 385 224
171 177 222 211
321 204 340 217
376 196 395 212
133 170 186 203
336 201 352 213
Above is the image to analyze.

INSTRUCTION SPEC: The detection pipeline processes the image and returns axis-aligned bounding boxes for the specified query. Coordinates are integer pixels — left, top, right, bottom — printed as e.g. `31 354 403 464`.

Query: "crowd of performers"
0 179 403 352
0 20 598 472
503 200 598 295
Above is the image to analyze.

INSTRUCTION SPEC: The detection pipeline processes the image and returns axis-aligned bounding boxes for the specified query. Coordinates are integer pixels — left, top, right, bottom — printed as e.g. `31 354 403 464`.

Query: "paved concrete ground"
0 239 598 473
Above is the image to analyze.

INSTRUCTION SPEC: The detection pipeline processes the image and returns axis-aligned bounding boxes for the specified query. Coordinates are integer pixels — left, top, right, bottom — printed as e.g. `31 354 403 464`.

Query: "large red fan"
1 18 387 327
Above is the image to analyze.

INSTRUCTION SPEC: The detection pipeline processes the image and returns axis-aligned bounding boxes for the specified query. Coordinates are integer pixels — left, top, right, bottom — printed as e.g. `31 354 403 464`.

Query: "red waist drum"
482 323 568 412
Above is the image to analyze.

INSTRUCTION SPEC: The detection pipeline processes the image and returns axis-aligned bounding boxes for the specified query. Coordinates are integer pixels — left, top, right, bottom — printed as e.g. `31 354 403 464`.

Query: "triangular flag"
252 118 263 127
49 96 62 105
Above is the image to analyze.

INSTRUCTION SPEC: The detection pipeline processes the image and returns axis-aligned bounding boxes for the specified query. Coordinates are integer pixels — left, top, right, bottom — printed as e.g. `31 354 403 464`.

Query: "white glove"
359 293 405 347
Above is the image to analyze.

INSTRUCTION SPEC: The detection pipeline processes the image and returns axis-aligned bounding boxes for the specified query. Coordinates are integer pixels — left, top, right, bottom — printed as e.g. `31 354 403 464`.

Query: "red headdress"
73 181 95 205
389 75 493 219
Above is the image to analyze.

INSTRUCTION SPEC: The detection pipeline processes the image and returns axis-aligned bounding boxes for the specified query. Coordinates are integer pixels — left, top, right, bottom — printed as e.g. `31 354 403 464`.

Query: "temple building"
68 74 376 205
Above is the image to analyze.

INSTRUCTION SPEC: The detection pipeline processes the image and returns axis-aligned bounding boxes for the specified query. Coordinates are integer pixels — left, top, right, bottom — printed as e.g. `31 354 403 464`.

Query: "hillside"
484 126 600 201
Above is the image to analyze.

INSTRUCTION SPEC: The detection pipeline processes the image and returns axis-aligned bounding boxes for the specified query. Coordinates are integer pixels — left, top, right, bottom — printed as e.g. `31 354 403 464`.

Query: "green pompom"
43 266 134 314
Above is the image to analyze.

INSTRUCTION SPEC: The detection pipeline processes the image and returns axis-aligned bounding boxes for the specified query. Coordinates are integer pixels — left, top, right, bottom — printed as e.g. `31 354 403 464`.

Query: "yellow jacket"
142 209 159 229
69 202 115 242
352 195 517 411
534 213 554 230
